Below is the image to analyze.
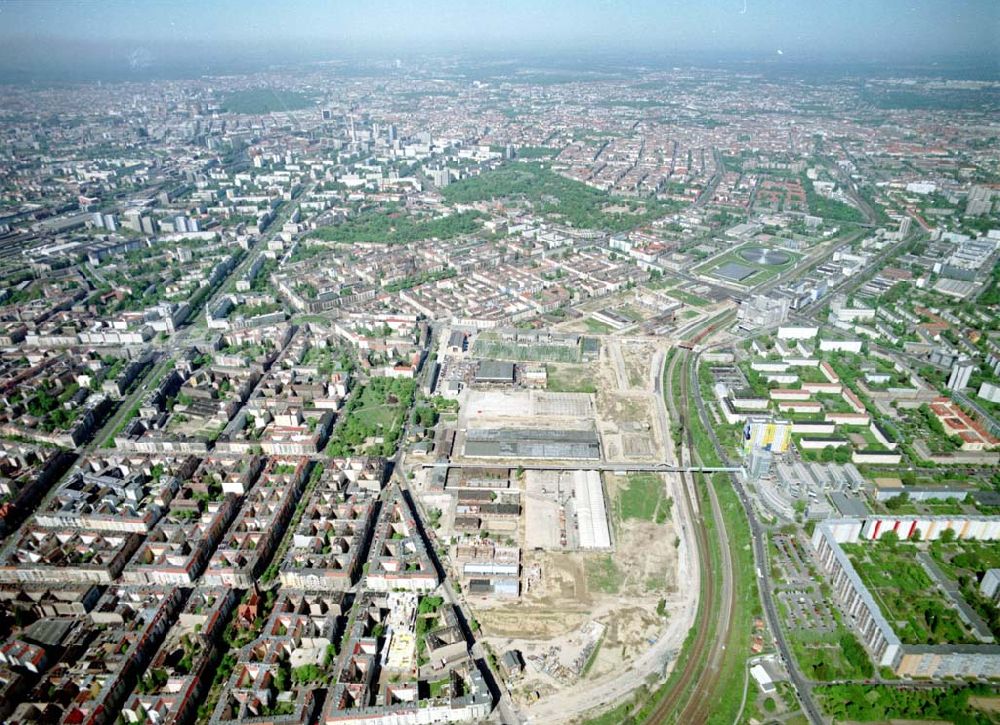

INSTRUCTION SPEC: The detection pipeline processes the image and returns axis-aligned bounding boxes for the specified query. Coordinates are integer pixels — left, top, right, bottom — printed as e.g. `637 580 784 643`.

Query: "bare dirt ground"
476 469 685 714
478 522 679 697
545 362 598 393
968 696 1000 714
620 338 658 390
593 341 663 462
552 290 651 335
512 472 698 724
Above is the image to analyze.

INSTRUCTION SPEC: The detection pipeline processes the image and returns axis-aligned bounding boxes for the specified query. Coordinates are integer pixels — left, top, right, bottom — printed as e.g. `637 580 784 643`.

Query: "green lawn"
666 289 711 307
789 628 873 681
795 365 833 384
693 245 800 286
441 162 679 231
428 678 451 698
325 378 415 457
617 473 672 524
353 403 403 431
584 317 614 334
618 305 644 322
846 426 888 451
546 363 597 393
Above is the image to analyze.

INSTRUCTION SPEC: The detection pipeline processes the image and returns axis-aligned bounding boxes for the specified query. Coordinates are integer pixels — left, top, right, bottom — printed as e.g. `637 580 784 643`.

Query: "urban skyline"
0 3 998 725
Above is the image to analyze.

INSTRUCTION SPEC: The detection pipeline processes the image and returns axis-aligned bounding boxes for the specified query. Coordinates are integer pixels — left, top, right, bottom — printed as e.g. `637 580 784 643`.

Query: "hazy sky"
0 0 997 77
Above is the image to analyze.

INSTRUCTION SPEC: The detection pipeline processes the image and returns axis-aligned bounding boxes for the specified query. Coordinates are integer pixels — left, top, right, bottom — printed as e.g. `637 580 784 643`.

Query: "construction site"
476 468 695 716
413 333 701 720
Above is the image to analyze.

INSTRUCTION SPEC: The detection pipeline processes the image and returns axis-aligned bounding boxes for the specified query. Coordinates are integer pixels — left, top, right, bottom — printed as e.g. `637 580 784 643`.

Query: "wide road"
646 331 825 724
692 148 725 209
2 195 313 543
689 340 825 724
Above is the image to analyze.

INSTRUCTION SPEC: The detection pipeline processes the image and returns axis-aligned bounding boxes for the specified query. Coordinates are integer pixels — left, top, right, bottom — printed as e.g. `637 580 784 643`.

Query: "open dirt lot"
476 471 686 711
593 342 664 462
460 389 594 430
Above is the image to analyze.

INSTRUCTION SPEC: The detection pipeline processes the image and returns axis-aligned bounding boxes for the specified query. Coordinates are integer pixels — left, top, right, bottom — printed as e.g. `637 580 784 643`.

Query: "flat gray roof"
464 428 600 460
830 492 869 517
714 261 757 282
23 618 76 647
475 360 515 382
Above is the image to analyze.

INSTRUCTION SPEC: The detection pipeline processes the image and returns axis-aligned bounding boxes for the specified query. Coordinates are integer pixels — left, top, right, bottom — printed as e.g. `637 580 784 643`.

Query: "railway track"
675 355 736 724
644 350 736 725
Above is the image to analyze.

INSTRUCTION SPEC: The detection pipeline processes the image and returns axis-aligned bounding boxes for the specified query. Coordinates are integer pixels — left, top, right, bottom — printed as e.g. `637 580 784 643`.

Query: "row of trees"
383 268 456 294
412 405 439 428
979 261 1000 306
816 684 994 724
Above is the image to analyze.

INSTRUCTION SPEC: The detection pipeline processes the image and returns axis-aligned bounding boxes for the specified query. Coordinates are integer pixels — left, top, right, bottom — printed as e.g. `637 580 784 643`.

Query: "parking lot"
772 533 837 631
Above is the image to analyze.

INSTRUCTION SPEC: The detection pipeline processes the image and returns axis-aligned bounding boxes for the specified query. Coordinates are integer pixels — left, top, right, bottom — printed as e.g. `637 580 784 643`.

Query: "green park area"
800 173 866 223
930 539 1000 639
311 207 482 245
693 244 800 286
844 539 975 645
514 146 562 158
664 288 710 307
325 377 415 457
788 628 872 682
441 162 679 231
815 684 998 724
979 261 1000 306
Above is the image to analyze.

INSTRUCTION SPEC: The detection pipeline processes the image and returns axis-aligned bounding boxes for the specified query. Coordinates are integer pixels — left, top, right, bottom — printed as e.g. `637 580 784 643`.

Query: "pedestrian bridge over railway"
421 462 741 474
